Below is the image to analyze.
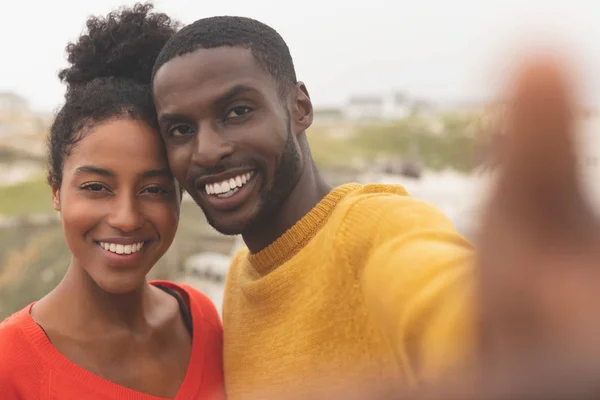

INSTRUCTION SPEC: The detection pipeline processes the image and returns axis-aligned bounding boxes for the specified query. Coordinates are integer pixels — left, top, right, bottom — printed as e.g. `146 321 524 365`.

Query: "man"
151 15 600 400
151 16 472 399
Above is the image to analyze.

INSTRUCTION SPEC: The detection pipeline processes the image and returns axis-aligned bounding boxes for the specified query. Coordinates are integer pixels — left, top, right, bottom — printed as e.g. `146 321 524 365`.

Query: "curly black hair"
152 16 297 97
48 2 179 187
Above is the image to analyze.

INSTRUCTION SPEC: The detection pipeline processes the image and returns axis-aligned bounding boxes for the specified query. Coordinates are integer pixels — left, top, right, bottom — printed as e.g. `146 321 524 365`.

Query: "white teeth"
205 171 254 197
214 182 222 194
99 241 144 255
219 187 239 198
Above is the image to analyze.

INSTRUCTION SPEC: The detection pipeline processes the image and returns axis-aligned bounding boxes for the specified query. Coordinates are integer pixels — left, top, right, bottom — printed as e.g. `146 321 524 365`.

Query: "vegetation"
308 114 480 173
0 178 53 216
0 147 44 164
0 223 66 318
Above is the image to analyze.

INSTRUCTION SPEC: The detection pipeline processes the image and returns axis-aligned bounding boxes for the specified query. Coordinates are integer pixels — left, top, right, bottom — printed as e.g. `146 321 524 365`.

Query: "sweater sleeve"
0 364 19 400
341 194 475 384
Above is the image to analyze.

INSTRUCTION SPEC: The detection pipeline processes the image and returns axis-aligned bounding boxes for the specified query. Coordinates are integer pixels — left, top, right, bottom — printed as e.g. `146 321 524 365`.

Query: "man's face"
153 47 304 235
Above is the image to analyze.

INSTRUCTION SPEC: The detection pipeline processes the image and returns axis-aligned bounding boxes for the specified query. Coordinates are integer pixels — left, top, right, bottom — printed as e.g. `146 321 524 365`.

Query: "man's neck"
242 164 331 254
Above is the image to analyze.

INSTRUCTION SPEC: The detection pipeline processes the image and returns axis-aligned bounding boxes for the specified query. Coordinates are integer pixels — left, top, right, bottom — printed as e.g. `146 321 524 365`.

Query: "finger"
475 53 589 366
490 53 593 240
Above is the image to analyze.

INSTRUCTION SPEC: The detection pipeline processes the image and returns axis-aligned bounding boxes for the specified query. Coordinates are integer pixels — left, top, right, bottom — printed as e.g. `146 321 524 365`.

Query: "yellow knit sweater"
223 183 474 400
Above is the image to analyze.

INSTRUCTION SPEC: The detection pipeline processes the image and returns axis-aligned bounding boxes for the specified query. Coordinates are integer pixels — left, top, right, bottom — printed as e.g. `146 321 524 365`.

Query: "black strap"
156 285 193 337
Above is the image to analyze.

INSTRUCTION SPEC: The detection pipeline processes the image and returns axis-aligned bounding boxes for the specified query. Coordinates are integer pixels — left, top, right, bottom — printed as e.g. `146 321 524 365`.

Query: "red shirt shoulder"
0 305 46 399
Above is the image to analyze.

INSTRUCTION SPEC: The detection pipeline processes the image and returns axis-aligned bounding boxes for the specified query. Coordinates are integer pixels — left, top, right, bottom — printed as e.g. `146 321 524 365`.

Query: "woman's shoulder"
0 304 33 342
0 304 41 387
150 280 222 329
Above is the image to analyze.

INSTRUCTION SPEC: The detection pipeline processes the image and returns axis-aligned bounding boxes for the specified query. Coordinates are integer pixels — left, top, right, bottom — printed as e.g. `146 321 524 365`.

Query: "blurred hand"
390 52 600 400
439 52 600 399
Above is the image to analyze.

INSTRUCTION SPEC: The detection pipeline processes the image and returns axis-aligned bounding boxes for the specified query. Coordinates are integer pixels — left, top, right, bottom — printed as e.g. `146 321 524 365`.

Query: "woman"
0 4 224 399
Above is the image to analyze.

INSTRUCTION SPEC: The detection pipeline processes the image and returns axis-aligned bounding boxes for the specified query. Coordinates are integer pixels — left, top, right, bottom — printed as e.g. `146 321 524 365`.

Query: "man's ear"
51 185 61 211
291 82 313 136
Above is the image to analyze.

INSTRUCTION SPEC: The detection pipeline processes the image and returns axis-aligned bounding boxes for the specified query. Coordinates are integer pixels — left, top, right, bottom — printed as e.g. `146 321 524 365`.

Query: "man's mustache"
188 163 256 185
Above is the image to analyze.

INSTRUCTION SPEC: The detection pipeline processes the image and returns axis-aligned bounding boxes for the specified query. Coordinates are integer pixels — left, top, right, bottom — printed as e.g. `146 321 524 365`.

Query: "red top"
0 281 224 400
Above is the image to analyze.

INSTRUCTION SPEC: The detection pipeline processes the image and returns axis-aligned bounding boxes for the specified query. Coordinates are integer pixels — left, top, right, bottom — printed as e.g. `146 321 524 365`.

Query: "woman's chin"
89 270 149 295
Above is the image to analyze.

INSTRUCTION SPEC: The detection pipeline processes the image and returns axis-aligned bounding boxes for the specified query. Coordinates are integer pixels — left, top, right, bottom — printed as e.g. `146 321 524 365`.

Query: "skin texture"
153 47 331 253
32 118 191 398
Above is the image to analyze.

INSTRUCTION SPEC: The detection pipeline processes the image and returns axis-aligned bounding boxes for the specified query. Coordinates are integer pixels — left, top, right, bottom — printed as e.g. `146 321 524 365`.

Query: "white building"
344 91 422 120
345 95 384 120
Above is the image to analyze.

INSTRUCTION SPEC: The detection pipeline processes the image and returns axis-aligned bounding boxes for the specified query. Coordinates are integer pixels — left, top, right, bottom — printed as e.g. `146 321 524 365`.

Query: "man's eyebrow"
158 113 190 126
157 84 259 126
214 84 258 108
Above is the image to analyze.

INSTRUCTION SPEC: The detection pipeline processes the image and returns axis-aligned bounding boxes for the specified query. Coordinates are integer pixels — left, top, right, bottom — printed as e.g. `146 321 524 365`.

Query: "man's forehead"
154 47 260 89
153 47 278 109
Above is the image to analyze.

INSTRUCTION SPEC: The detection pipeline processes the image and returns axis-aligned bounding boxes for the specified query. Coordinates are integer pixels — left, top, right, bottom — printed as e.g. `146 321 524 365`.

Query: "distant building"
313 107 344 123
382 91 412 119
344 91 424 120
410 98 435 115
345 95 384 120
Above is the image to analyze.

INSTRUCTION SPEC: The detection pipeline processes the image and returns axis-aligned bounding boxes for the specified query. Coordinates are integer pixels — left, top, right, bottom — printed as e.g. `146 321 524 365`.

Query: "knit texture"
0 281 224 400
223 183 474 400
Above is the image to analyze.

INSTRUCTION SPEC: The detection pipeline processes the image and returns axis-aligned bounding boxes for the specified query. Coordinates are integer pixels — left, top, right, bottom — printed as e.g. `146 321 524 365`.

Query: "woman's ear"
51 185 61 211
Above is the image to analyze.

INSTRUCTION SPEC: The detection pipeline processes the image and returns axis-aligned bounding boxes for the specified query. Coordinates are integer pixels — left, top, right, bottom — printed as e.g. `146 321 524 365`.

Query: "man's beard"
200 126 303 237
245 128 303 232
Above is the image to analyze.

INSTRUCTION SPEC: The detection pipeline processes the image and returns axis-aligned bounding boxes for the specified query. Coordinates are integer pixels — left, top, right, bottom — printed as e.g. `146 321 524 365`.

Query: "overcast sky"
1 0 599 112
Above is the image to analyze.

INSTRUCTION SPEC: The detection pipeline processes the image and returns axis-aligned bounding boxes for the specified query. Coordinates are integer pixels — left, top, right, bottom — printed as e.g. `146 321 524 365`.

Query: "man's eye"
169 125 195 137
224 106 251 121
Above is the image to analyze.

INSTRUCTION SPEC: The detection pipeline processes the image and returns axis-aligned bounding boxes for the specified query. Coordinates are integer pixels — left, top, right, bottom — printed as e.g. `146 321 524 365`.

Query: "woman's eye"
143 186 168 195
82 183 105 192
225 106 251 121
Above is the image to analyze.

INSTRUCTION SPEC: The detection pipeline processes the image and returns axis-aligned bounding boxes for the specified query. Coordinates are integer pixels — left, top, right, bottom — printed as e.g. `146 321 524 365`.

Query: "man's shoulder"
230 246 250 265
336 183 454 230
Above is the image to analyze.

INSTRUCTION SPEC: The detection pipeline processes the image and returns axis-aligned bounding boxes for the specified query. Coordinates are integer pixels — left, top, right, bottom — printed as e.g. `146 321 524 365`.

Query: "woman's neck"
33 261 160 336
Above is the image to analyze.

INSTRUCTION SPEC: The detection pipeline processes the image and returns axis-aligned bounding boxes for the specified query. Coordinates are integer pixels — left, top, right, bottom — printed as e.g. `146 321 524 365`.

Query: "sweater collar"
248 183 361 274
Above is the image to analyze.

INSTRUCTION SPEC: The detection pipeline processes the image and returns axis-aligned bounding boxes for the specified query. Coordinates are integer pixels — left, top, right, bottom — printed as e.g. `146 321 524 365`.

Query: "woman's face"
53 118 180 294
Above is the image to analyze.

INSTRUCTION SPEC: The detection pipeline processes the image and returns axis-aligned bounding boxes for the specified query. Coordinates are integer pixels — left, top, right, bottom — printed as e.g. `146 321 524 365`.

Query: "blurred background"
2 0 600 318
